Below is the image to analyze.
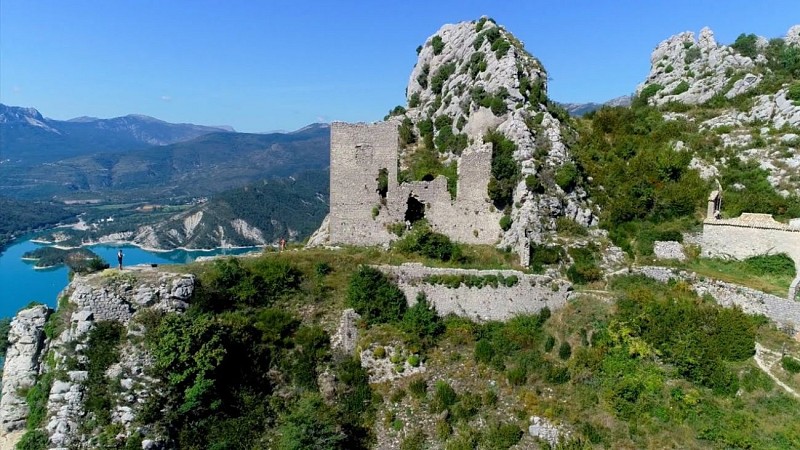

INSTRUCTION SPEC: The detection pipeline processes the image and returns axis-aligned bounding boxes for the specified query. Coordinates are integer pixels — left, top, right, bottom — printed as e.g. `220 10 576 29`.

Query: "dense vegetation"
0 196 74 250
136 257 375 449
573 95 800 256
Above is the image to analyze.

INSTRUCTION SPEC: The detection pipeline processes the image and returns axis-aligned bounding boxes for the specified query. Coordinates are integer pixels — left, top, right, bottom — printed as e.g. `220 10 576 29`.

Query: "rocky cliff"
0 268 194 449
636 25 800 197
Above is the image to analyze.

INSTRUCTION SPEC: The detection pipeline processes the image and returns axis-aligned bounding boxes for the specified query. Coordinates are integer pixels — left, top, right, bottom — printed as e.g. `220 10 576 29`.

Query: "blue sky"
1 1 797 132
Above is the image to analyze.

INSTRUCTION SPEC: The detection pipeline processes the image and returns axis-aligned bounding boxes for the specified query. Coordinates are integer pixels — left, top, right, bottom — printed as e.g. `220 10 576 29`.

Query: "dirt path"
754 342 800 399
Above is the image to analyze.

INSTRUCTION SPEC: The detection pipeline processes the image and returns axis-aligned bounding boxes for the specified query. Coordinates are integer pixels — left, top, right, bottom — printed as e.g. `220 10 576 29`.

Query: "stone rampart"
327 122 502 247
375 263 571 321
702 213 800 299
635 266 800 332
702 214 800 264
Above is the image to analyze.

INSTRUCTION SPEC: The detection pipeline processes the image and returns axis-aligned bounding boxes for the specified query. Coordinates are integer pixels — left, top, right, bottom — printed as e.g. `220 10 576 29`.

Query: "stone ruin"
321 121 502 247
701 189 800 299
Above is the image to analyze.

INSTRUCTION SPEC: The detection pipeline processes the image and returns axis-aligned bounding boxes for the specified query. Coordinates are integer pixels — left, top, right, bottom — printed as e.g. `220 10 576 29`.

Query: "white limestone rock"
636 27 759 105
787 25 800 47
402 18 597 264
0 305 51 432
529 416 565 446
653 241 687 261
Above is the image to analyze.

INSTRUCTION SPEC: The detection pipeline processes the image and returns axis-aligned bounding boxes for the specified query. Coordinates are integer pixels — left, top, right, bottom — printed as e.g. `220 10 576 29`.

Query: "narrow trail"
754 343 800 399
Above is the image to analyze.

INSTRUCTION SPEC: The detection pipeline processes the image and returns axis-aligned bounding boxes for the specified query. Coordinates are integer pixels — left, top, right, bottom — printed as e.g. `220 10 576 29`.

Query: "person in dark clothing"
117 249 124 270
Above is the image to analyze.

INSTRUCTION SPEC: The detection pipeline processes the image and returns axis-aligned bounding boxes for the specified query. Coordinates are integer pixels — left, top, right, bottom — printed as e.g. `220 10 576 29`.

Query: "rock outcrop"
406 18 596 264
636 27 760 105
0 267 195 449
637 25 800 196
0 305 51 433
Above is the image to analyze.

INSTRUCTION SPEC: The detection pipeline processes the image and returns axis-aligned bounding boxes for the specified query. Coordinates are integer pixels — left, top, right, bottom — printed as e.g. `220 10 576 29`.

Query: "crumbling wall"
327 122 502 247
375 263 571 321
329 122 399 246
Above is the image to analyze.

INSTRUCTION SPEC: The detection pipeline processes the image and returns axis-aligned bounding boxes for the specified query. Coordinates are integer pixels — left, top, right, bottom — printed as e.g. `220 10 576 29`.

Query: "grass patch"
668 254 796 297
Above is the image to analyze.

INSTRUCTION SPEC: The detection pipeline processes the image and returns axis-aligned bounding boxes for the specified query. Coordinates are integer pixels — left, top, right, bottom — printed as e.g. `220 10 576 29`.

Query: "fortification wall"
375 263 571 321
702 213 800 266
636 266 800 332
327 122 502 247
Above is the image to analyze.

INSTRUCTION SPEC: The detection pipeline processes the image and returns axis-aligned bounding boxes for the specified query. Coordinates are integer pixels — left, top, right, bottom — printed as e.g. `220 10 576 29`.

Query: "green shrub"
314 261 332 276
744 253 796 278
394 225 465 263
544 335 556 353
408 354 421 367
556 217 588 236
555 163 579 191
788 82 800 103
781 356 800 374
525 174 543 193
475 339 493 364
431 35 445 55
409 378 428 398
431 62 456 95
566 246 602 284
638 83 663 104
485 130 520 210
482 423 522 449
558 341 572 360
346 266 407 325
671 81 690 95
409 92 421 108
84 321 125 426
506 365 527 385
402 293 444 346
664 64 674 73
430 381 458 413
731 33 759 58
373 346 386 359
15 430 49 450
0 317 11 359
684 45 701 64
499 214 512 231
529 244 565 273
276 393 344 450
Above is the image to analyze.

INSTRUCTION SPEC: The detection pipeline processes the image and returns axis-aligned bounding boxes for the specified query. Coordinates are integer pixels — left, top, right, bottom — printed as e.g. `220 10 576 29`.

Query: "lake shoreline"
43 239 265 254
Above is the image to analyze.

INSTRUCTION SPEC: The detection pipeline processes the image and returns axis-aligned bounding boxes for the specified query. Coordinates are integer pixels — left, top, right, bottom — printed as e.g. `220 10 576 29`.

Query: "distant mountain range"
558 94 632 117
0 104 234 164
0 104 331 200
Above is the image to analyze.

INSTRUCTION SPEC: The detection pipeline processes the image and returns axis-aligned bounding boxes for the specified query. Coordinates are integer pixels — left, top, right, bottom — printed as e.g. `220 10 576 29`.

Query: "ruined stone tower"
327 121 503 247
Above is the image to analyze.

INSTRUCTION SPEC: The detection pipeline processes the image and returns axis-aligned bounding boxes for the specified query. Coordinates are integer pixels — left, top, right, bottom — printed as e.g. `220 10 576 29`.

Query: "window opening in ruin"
376 168 388 204
405 196 426 224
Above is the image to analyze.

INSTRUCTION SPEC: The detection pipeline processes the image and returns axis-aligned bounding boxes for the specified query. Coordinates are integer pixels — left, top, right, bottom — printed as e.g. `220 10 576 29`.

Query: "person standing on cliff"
117 249 124 270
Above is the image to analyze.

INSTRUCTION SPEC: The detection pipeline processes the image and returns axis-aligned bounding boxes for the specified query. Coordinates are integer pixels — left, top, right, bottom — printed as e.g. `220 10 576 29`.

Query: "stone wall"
327 122 502 247
702 213 800 299
635 266 800 332
702 214 800 265
375 263 571 322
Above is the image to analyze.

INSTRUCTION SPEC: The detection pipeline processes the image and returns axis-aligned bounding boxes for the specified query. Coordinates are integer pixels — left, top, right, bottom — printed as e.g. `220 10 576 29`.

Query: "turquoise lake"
0 235 258 319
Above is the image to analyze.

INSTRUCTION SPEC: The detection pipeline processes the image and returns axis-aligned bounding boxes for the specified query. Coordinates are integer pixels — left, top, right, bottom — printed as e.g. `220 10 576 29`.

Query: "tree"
402 293 443 346
276 393 344 450
346 266 407 325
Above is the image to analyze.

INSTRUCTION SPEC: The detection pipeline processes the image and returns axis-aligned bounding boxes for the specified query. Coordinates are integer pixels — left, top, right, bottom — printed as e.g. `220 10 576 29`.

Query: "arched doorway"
404 195 425 224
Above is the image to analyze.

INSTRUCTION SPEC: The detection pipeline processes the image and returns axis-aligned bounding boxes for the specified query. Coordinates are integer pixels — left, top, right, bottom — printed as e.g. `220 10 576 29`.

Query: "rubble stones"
653 241 687 261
